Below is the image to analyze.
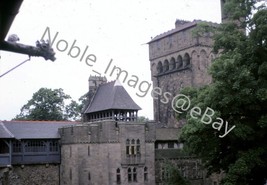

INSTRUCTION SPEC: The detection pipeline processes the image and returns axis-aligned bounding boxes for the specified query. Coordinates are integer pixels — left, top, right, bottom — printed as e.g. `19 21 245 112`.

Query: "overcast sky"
0 0 222 121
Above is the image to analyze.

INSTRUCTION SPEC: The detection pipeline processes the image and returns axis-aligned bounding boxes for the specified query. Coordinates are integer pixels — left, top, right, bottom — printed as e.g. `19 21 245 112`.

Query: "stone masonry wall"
60 121 156 185
149 22 217 127
0 164 59 185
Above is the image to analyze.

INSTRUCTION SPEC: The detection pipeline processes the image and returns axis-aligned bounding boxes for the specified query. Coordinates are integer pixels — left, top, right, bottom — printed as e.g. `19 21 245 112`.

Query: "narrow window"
88 172 91 181
131 139 135 155
116 168 121 184
70 168 72 180
128 168 132 182
144 167 148 182
136 139 140 155
131 145 135 155
70 146 72 158
133 167 137 182
88 146 90 156
126 139 130 155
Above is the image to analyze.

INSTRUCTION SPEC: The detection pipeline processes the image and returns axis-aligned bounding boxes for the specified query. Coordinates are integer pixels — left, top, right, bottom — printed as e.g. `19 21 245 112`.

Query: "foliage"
164 160 190 185
137 116 149 122
14 88 81 121
180 0 267 184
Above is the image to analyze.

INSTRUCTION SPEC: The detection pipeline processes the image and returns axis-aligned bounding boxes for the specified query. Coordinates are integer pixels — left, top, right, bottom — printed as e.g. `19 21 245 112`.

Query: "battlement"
59 120 156 144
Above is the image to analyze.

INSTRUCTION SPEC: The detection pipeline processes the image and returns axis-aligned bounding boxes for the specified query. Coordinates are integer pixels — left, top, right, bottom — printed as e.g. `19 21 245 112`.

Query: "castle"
0 1 226 184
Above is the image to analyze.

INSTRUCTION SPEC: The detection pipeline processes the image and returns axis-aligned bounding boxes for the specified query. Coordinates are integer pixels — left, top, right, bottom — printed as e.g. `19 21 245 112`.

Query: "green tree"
14 88 81 121
137 116 149 122
178 0 267 184
164 161 190 185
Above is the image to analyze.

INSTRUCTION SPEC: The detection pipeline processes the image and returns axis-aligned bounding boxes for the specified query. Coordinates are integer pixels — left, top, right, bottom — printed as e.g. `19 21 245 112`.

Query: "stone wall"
60 120 156 185
0 164 59 185
149 21 217 127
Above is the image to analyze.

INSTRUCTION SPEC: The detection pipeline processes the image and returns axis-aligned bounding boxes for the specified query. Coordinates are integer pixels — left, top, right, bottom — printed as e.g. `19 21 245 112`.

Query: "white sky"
0 0 221 121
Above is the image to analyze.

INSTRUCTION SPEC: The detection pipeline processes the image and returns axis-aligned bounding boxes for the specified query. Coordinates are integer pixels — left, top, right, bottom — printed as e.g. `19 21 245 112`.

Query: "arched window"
144 167 148 181
126 139 130 155
128 168 132 182
163 60 169 72
170 57 176 70
131 139 135 155
136 139 140 155
133 167 137 182
116 168 121 183
157 61 163 74
183 53 190 67
177 55 183 69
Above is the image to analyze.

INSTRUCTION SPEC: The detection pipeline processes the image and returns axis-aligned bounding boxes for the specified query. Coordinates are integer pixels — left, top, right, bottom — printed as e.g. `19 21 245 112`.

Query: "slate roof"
0 121 79 139
84 80 141 113
0 122 14 138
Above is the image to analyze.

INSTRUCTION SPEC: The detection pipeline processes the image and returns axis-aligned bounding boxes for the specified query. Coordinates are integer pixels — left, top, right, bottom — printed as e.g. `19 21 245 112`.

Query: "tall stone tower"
148 20 217 128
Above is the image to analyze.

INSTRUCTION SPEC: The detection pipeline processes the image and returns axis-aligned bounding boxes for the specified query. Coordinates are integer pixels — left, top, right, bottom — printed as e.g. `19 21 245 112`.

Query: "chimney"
88 75 107 92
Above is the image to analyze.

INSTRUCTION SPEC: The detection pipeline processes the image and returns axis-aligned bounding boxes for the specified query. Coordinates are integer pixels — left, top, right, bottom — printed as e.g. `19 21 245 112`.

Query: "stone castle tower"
148 19 218 128
60 79 156 185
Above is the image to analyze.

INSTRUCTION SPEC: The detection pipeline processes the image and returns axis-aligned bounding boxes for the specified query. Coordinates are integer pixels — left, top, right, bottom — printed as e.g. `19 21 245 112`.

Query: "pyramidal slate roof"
84 80 141 113
0 121 78 139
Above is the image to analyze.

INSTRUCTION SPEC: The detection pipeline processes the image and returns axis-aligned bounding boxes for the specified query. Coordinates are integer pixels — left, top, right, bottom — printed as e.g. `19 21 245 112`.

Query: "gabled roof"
1 121 79 139
84 80 141 113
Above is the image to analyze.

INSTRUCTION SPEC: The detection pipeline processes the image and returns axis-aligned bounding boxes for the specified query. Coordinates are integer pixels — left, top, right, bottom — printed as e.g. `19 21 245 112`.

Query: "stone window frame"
177 55 183 69
70 168 72 180
128 167 137 182
88 172 91 181
163 59 169 72
170 57 176 70
128 168 132 182
133 167 137 182
126 139 141 156
136 139 140 155
157 61 163 74
183 53 190 67
116 168 121 184
144 166 148 182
